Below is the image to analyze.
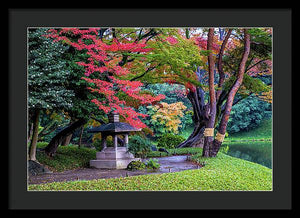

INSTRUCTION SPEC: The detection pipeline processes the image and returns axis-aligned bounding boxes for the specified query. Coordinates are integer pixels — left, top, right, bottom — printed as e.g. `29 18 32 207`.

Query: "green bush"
126 160 146 171
157 133 185 149
35 142 96 172
128 135 152 158
145 158 160 170
93 138 102 151
227 95 271 134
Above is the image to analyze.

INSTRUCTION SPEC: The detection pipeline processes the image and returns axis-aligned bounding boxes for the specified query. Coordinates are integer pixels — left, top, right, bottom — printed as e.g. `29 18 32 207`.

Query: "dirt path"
28 155 200 185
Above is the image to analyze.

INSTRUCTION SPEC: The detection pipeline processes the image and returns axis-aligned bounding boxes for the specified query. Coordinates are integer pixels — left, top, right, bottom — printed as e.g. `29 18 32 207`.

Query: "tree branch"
216 29 232 102
91 116 106 125
130 65 159 81
245 59 267 73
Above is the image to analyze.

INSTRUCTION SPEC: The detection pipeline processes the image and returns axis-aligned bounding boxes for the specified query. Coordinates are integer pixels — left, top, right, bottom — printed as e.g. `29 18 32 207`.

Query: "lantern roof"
88 112 141 133
88 122 141 133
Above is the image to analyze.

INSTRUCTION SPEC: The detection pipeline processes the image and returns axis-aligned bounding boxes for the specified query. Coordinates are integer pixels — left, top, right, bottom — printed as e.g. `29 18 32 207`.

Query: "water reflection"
221 141 272 169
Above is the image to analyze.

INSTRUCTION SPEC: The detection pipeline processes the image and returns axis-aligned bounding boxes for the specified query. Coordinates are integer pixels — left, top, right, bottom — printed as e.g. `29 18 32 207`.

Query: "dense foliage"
145 158 160 170
28 27 272 159
142 102 188 135
46 28 165 129
28 28 74 113
35 142 96 172
127 135 153 158
227 95 271 133
157 133 186 149
126 160 146 171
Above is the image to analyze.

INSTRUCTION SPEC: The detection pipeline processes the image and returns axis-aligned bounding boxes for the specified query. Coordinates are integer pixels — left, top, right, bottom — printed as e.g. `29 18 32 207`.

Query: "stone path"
28 155 200 185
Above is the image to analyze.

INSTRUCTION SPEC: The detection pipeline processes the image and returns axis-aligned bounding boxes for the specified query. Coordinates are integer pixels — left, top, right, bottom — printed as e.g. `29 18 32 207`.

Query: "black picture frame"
8 8 292 211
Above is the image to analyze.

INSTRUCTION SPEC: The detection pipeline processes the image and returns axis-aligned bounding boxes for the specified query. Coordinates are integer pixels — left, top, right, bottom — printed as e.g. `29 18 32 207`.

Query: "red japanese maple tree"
47 28 165 129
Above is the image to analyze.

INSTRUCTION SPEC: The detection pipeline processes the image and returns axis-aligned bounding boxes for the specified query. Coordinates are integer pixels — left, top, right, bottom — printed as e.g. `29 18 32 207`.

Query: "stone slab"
96 150 135 159
90 147 139 169
90 158 140 169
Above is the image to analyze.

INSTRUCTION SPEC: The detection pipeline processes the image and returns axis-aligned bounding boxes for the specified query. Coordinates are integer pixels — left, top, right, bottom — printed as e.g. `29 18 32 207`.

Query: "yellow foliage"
151 102 187 134
257 89 272 104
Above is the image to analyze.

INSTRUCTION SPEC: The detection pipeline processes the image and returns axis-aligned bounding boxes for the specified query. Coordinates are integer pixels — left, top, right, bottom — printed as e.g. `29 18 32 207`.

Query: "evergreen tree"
28 28 74 160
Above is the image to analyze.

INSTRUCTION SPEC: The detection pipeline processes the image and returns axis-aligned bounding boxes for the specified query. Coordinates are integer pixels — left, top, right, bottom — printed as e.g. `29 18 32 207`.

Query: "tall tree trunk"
27 122 33 144
78 126 84 148
61 119 74 146
28 109 40 161
44 118 87 157
216 29 232 102
177 87 207 148
202 28 217 157
211 29 251 157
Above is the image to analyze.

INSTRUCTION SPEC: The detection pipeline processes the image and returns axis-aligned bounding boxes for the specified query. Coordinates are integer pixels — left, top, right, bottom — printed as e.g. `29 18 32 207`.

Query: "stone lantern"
88 112 141 169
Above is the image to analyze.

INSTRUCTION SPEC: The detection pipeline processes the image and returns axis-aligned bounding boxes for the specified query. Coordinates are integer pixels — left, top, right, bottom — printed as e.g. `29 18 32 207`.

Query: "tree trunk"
28 109 40 161
177 87 207 148
216 29 232 102
61 133 73 146
44 118 87 157
78 126 84 148
37 120 57 142
61 120 74 146
211 29 251 157
27 122 33 144
202 28 217 157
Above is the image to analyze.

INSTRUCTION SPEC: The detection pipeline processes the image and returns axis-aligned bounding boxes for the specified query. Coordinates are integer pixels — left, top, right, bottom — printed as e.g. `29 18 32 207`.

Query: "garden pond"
221 141 272 169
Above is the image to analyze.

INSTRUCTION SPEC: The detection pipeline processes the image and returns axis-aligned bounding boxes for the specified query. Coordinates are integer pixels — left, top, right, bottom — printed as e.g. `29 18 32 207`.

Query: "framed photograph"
8 8 292 211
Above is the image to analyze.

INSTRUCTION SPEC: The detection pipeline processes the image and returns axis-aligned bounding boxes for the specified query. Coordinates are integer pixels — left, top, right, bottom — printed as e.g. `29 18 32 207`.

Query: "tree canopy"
28 27 272 158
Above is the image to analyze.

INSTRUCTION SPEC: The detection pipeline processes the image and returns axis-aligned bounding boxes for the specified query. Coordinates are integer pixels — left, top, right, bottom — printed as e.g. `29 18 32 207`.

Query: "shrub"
145 158 160 170
227 95 272 134
157 133 185 149
126 160 146 171
35 142 97 172
128 135 152 158
93 138 102 151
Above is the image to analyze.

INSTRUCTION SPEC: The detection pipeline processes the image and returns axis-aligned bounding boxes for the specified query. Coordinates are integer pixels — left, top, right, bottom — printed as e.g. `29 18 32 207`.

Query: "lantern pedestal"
90 147 140 169
88 112 141 169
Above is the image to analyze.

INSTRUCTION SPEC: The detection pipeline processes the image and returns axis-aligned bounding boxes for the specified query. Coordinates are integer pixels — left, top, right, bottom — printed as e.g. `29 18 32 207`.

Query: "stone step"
90 158 140 169
96 151 135 159
102 147 127 152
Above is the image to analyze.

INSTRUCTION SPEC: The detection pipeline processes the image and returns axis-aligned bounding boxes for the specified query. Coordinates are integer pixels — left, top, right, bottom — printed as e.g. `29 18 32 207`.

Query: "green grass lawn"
30 119 272 191
28 149 272 191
